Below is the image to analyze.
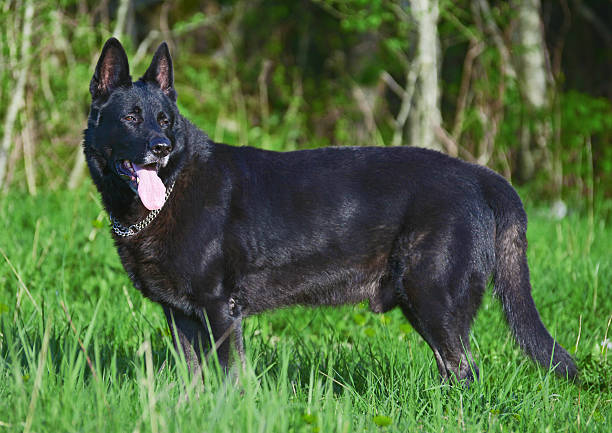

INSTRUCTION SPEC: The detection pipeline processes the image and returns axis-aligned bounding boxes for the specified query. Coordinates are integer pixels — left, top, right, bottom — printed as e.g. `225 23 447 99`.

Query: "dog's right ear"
90 38 131 101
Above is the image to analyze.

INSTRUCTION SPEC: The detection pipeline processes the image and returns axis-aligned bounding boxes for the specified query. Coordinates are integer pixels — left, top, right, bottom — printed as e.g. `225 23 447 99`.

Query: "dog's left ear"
141 42 177 101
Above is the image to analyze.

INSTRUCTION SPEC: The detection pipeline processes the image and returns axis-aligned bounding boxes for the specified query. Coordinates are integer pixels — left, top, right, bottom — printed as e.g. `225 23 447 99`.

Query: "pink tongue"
134 165 166 210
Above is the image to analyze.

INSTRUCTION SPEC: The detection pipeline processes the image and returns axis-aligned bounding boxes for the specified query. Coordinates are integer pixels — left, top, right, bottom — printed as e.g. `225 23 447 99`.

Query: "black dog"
84 38 577 383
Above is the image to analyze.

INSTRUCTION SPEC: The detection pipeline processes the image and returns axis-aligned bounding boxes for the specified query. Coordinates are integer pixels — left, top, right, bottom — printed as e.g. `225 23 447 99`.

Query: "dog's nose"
150 137 172 157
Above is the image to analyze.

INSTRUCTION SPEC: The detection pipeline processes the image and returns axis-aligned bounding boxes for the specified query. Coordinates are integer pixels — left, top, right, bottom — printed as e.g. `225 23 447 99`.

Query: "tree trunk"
514 0 552 182
409 0 444 152
0 1 34 190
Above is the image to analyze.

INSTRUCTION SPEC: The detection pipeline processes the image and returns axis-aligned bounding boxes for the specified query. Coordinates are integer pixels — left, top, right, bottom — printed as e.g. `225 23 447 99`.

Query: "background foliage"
0 0 610 205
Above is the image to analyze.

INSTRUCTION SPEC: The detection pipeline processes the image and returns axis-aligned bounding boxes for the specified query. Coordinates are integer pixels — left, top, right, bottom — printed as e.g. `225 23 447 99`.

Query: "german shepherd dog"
84 38 577 383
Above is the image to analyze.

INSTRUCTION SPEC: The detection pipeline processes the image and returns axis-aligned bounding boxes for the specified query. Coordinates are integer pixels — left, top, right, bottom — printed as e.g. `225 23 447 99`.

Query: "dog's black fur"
84 38 577 382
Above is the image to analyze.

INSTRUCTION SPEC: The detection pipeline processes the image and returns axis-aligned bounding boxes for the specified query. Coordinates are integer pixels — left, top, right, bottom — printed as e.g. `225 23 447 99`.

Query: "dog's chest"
113 216 229 310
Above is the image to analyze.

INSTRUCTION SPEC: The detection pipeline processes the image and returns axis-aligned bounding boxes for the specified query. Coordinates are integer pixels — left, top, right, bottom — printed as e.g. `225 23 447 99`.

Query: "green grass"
0 186 610 432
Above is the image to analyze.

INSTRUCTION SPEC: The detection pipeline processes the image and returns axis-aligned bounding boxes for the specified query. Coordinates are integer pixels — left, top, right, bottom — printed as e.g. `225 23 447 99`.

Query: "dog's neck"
110 180 176 237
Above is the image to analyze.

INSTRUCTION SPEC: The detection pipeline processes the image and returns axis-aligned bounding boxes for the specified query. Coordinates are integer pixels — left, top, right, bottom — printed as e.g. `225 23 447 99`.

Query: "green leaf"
302 413 317 424
352 313 367 326
373 415 392 427
399 323 412 334
91 219 104 229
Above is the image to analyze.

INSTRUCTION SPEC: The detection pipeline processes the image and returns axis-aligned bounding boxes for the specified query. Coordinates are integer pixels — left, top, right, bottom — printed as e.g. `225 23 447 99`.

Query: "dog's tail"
481 170 578 379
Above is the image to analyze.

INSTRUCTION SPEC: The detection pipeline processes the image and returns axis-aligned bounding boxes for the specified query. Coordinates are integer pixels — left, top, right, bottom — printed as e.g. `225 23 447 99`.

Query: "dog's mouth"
114 160 167 210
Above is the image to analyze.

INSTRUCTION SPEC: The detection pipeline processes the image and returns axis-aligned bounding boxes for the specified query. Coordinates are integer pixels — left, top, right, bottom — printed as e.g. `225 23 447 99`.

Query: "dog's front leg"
196 298 245 372
163 305 206 375
232 316 246 370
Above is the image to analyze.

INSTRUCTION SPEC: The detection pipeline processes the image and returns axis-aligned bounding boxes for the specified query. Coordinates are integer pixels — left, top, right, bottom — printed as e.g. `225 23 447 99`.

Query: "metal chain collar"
110 182 175 237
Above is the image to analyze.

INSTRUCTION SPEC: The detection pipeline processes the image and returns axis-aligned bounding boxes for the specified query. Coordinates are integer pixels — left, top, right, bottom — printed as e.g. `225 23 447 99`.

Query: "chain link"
110 182 175 237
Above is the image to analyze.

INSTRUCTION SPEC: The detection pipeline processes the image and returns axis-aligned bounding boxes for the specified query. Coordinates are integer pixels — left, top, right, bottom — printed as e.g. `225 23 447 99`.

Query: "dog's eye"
158 115 170 128
124 115 137 122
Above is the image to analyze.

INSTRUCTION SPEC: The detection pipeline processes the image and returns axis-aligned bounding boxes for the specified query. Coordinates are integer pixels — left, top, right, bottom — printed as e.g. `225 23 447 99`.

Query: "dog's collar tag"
110 181 175 237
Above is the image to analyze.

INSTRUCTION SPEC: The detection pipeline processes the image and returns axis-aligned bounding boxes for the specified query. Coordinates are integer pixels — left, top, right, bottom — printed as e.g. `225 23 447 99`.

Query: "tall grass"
0 187 610 432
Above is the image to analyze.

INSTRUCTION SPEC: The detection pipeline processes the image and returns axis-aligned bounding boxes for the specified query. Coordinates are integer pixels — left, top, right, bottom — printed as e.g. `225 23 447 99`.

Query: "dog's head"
84 38 185 212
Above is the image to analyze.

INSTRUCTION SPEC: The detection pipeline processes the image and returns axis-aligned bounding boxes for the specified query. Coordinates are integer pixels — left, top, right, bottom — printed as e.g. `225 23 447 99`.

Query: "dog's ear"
90 38 131 101
141 42 176 101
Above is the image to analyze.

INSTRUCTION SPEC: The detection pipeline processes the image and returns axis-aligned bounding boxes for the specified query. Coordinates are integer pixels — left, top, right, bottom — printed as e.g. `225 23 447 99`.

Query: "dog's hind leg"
397 273 485 383
392 235 488 383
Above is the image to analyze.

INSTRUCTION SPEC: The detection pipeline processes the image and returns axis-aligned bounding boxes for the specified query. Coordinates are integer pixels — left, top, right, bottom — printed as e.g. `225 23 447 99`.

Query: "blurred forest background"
0 0 610 207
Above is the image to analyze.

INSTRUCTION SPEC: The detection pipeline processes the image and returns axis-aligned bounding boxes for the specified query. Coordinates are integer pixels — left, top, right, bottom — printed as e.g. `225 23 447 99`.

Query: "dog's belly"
238 253 396 314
